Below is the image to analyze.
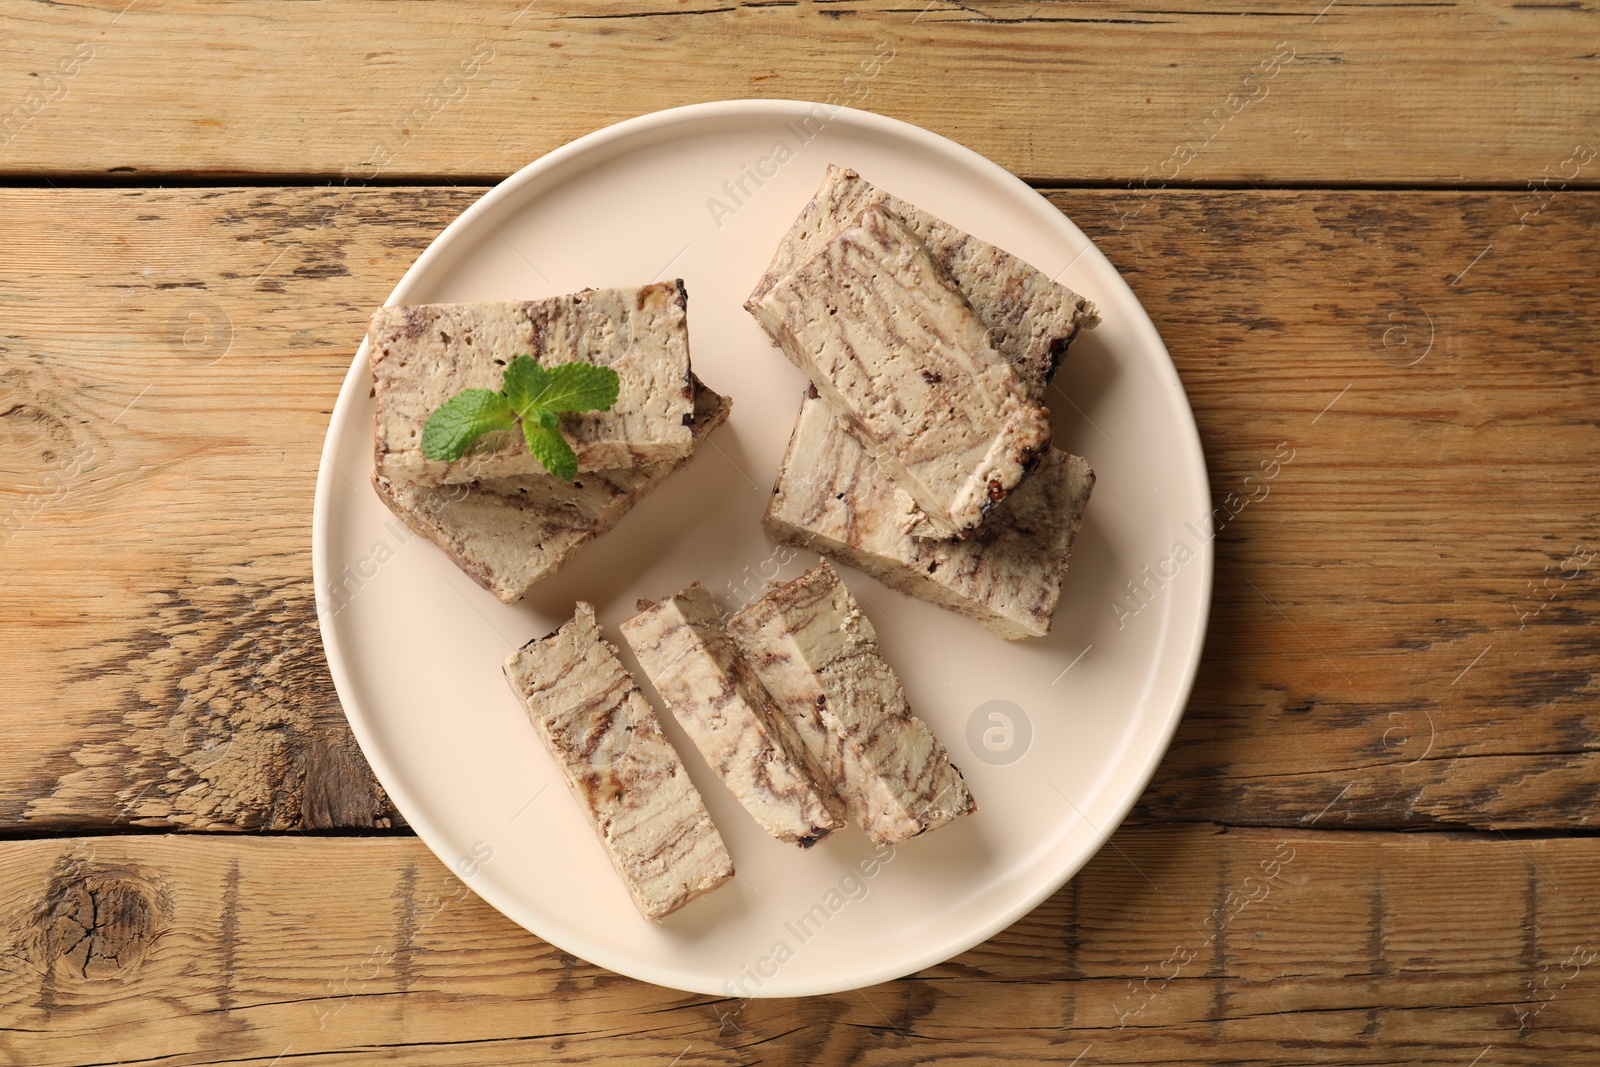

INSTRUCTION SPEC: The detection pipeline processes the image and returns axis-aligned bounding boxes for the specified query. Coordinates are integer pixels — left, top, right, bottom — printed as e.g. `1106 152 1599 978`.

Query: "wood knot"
30 859 166 981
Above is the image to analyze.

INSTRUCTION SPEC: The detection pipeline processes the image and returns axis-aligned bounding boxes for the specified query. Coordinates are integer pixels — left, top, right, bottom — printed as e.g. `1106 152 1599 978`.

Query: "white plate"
313 100 1211 997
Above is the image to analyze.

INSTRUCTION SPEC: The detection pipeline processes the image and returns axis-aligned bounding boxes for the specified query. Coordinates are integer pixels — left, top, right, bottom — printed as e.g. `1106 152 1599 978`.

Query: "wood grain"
0 0 1595 183
1046 189 1600 832
0 828 1596 1065
0 186 1594 834
0 187 461 831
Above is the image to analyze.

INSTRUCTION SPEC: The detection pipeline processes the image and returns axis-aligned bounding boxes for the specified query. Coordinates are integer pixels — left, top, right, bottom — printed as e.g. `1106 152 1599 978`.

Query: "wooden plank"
0 187 460 832
0 0 1595 182
0 828 1596 1064
1042 189 1600 831
0 187 1595 833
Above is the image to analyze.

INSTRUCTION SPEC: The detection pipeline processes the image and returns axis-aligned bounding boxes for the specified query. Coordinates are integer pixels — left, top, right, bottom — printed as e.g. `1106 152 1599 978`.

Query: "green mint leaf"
420 389 515 461
501 355 550 418
536 361 621 413
503 355 620 417
521 419 579 482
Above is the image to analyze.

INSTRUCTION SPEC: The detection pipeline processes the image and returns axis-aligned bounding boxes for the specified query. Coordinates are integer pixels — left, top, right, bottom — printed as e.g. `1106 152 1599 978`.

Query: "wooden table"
3 3 1597 1063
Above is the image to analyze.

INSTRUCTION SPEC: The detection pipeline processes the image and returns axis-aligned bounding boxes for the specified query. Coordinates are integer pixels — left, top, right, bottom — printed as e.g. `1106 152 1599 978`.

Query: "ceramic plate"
313 100 1210 997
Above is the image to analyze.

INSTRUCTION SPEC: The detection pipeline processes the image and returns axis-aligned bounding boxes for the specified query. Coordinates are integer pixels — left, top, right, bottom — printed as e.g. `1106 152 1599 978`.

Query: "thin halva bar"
621 582 845 848
371 282 696 485
727 562 976 846
503 602 733 922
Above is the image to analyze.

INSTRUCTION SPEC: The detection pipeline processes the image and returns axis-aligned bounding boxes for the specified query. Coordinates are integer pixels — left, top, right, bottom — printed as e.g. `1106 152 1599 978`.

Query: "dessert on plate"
728 562 977 847
622 581 845 848
371 282 696 485
749 204 1053 540
372 380 728 604
747 165 1098 637
504 602 734 922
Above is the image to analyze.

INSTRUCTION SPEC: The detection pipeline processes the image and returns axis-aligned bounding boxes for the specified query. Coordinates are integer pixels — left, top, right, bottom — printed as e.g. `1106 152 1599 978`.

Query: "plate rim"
312 98 1213 997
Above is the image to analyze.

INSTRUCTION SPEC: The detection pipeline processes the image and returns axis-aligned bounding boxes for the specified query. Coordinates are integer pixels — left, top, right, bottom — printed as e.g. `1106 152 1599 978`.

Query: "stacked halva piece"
747 166 1100 638
366 281 732 603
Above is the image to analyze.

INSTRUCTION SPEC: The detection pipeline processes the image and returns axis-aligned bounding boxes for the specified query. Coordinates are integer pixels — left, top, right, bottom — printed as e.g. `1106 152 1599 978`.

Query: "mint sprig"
420 356 621 482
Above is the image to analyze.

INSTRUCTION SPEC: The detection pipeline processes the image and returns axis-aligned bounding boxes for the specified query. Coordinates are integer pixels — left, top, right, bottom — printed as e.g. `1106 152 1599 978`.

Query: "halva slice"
503 602 733 922
727 562 976 846
371 281 695 485
621 582 844 847
747 164 1098 400
371 381 729 604
767 391 1094 639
